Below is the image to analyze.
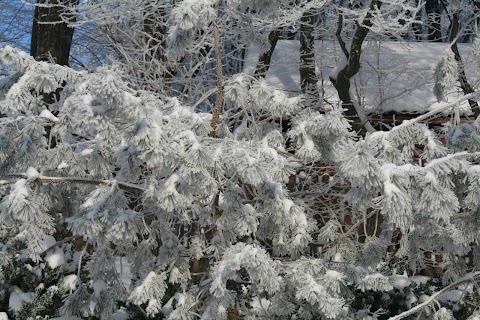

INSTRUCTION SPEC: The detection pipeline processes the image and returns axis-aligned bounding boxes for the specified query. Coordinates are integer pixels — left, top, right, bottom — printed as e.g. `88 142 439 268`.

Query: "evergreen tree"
1 0 480 319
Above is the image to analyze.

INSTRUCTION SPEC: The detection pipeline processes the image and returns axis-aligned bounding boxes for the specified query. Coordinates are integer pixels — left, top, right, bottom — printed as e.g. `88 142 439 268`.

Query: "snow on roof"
243 40 478 114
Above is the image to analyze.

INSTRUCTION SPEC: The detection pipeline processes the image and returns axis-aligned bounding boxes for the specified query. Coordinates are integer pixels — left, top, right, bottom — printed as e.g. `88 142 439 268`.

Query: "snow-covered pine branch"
2 0 480 318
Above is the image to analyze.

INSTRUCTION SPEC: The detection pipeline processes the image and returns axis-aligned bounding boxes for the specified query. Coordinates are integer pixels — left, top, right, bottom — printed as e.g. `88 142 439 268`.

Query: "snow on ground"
243 41 478 114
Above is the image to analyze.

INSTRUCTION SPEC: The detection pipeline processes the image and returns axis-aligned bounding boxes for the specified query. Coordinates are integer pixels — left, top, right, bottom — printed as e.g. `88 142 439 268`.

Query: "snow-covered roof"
243 40 478 114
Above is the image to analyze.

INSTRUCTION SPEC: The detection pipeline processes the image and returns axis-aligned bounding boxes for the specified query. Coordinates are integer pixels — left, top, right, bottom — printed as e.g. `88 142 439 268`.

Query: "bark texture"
254 29 281 79
143 4 172 88
299 9 319 103
31 0 78 66
330 0 379 134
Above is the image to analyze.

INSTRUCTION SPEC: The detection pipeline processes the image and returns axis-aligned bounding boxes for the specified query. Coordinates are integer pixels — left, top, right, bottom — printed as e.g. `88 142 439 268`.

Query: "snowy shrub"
1 0 480 319
1 42 480 319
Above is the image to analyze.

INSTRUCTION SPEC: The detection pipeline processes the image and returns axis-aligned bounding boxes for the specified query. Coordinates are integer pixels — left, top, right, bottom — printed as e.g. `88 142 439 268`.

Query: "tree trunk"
143 3 171 89
31 0 78 66
330 0 378 134
299 9 319 105
449 8 479 117
143 7 167 64
253 29 281 79
425 0 442 42
31 0 78 148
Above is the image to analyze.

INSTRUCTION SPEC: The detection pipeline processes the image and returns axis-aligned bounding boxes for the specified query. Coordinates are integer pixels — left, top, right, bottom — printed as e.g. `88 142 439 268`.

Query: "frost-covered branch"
388 92 476 133
1 173 145 193
209 3 224 138
387 272 480 320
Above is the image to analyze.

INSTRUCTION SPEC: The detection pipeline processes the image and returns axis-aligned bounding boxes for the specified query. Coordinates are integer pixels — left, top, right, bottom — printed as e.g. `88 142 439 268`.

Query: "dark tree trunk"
30 0 78 148
253 29 281 79
299 9 319 102
30 5 39 59
143 4 171 85
30 0 78 66
449 8 479 117
143 8 167 63
330 0 379 134
425 0 442 42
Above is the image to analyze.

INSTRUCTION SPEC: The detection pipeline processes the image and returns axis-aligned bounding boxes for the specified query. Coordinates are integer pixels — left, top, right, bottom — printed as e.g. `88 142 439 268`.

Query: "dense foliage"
1 0 480 319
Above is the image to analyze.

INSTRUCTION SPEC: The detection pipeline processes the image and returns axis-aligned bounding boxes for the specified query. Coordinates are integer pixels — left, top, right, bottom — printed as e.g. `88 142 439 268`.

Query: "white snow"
161 296 175 315
448 123 475 145
467 313 480 320
384 180 401 198
115 256 133 289
9 287 34 312
283 198 294 215
110 309 129 320
89 300 97 313
333 252 343 262
164 173 180 192
330 52 348 80
61 274 78 292
92 279 107 297
243 204 255 215
438 289 464 302
244 41 477 114
325 269 346 281
0 312 8 320
24 263 43 278
43 235 57 248
391 274 411 290
39 109 59 122
26 166 40 181
405 291 418 309
251 296 271 313
13 229 28 243
80 148 94 156
409 275 431 284
174 292 186 306
46 247 66 269
57 161 69 169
